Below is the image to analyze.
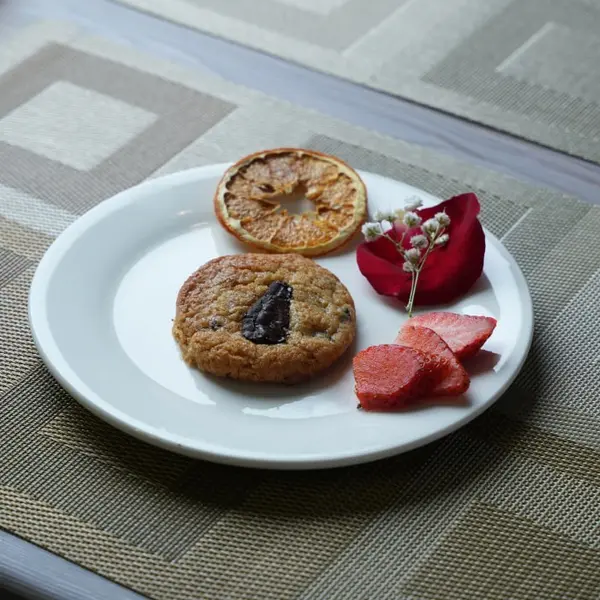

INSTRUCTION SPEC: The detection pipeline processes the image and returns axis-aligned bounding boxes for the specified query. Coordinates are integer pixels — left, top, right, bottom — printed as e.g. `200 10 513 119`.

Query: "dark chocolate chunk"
242 281 293 344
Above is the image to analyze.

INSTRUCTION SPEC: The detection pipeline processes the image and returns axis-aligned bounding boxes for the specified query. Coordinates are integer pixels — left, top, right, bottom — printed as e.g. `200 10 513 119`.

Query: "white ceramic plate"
29 165 533 469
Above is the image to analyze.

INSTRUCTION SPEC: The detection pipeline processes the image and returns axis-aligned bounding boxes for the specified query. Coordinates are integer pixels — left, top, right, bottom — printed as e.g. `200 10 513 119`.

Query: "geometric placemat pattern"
1 22 599 600
115 0 600 165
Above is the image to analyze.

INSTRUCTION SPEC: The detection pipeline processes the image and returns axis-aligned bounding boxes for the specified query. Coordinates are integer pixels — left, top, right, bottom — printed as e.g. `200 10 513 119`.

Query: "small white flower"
435 233 450 246
361 221 383 242
403 211 422 228
394 208 406 220
404 195 423 211
435 211 451 228
405 248 421 264
422 218 440 236
373 209 397 223
410 234 428 249
402 261 415 273
380 220 393 234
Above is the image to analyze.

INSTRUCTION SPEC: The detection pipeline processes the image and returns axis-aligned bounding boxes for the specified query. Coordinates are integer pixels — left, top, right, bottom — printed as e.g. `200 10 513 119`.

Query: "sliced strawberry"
409 312 497 361
395 325 469 397
353 345 431 411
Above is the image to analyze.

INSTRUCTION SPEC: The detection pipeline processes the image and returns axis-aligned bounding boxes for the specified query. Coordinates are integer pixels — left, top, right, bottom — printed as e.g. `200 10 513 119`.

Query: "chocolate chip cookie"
173 254 356 383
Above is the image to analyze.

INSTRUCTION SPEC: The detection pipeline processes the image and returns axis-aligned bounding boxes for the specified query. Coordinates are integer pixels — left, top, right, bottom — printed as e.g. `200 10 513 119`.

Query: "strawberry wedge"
353 345 434 411
408 312 497 361
395 325 469 396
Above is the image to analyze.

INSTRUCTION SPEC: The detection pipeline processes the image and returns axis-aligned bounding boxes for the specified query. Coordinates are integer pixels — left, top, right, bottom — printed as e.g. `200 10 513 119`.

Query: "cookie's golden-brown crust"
173 254 356 383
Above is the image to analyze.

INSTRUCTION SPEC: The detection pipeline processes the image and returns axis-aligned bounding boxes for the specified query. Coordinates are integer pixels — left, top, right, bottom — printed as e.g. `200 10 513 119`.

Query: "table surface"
2 0 599 599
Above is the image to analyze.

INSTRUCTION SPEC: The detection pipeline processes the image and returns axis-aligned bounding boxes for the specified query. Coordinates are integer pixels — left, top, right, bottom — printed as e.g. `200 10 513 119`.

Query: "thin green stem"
405 227 444 317
382 229 406 250
406 272 418 317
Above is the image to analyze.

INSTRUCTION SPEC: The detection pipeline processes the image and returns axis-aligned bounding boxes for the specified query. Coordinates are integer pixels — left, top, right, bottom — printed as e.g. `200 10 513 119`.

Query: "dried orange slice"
214 148 367 257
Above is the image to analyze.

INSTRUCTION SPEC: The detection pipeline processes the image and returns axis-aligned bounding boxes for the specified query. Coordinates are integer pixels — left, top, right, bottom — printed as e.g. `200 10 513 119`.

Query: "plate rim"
28 164 534 470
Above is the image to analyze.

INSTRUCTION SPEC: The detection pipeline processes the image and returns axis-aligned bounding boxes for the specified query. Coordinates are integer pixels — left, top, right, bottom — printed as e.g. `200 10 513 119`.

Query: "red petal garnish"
356 193 485 305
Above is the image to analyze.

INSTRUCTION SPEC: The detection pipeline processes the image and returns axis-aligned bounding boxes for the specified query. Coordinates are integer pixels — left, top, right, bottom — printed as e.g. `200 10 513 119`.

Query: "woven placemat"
113 0 600 166
1 21 599 600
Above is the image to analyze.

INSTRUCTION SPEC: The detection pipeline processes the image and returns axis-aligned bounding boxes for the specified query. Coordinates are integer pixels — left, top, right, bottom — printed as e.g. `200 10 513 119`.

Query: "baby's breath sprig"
361 197 450 317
